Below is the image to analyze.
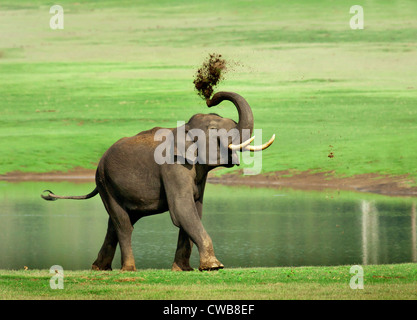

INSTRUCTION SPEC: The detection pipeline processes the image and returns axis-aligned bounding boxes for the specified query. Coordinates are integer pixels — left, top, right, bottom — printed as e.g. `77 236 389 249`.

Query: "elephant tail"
41 187 99 201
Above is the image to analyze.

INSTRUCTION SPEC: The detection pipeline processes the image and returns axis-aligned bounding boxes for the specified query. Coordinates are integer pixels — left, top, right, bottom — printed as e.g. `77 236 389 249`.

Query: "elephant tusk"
244 134 276 152
228 136 255 151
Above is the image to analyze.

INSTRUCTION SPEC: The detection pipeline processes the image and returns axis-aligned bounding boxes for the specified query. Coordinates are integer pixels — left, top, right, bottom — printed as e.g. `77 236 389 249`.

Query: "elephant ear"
172 125 197 164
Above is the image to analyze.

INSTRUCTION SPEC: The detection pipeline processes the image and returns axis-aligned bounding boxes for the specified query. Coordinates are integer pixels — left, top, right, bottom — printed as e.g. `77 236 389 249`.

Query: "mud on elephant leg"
193 194 223 271
197 237 224 271
169 196 223 271
172 197 205 271
92 218 118 271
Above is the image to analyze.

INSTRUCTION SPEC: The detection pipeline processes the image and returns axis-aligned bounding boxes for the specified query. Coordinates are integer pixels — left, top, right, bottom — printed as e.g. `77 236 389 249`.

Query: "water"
0 181 415 270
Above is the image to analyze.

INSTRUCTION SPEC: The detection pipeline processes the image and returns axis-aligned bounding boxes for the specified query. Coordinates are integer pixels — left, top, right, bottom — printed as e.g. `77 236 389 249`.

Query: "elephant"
41 91 275 271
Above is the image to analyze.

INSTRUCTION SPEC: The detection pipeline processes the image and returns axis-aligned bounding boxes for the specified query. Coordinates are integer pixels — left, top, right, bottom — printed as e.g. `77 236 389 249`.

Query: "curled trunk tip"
41 190 58 201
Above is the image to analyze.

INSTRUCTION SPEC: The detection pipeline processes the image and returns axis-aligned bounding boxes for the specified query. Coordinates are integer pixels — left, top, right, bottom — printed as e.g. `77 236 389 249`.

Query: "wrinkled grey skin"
42 92 255 271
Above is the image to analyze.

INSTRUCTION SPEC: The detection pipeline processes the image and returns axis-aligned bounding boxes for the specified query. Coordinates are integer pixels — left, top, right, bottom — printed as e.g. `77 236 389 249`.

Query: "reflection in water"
361 199 417 266
0 181 416 269
361 200 379 265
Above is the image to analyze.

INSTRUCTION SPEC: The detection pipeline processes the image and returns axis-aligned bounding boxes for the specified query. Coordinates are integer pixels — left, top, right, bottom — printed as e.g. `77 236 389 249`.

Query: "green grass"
0 0 416 181
1 264 416 300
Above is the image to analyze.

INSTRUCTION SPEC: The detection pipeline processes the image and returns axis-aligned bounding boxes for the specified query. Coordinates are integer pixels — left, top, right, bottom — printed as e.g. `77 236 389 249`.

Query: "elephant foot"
199 258 224 271
172 261 194 272
91 262 112 271
121 264 137 272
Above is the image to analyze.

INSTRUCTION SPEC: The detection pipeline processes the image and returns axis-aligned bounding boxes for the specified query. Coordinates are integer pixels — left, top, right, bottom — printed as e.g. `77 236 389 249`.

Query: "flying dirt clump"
193 53 227 101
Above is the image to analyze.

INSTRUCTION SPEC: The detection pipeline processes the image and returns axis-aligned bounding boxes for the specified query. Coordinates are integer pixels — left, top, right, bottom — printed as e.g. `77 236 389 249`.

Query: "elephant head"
166 91 275 167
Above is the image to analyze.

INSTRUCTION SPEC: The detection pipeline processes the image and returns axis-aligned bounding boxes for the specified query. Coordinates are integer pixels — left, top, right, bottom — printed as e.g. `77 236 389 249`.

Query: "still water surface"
0 181 416 270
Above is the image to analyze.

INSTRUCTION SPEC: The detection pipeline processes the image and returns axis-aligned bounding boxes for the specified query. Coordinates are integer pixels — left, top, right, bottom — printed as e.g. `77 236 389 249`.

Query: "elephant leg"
172 227 194 271
92 217 118 271
163 168 222 271
101 193 136 271
171 194 205 271
168 195 223 271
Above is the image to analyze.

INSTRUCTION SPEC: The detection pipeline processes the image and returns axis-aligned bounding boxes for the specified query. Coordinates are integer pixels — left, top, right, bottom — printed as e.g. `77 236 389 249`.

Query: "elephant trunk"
206 91 254 141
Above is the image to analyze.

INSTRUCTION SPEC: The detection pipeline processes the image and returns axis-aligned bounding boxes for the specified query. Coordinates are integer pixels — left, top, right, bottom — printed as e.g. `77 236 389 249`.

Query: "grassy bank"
1 264 416 300
0 0 416 182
